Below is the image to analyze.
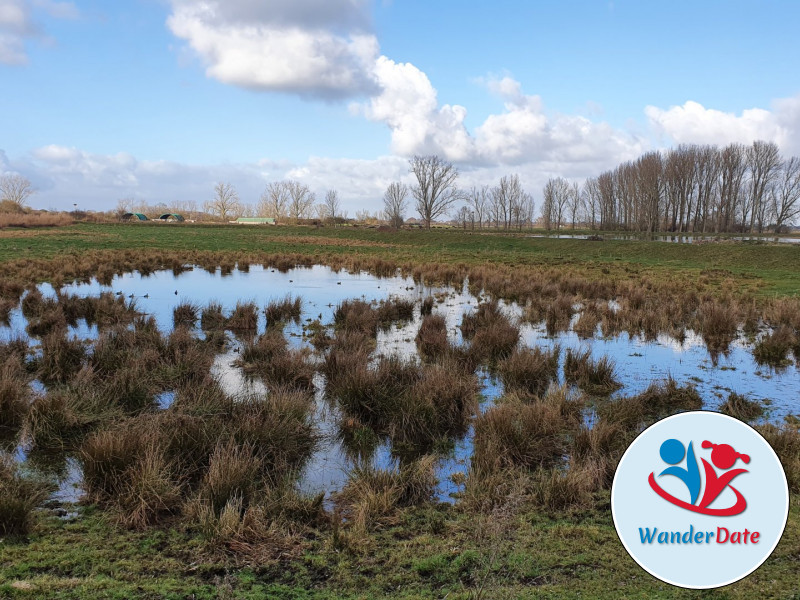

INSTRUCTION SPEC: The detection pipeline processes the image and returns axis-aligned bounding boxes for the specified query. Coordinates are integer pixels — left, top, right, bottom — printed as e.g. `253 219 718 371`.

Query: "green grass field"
0 223 798 295
1 223 798 599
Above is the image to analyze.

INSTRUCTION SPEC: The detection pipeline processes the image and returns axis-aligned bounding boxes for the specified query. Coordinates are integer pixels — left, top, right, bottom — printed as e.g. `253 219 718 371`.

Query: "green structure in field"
158 213 185 222
121 212 148 221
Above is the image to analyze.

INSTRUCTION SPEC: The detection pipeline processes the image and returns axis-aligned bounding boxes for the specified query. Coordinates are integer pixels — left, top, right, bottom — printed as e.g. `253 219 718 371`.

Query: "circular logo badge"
611 411 789 589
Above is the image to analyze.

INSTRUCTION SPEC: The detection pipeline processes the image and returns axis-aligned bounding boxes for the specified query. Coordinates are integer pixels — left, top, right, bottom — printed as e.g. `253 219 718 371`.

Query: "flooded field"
2 263 797 508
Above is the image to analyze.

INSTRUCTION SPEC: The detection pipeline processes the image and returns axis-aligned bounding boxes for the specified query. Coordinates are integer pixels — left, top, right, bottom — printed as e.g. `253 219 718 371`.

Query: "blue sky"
1 0 799 213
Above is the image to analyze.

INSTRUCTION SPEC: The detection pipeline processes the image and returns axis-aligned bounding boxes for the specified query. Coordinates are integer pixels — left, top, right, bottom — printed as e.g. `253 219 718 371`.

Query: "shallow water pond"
4 263 798 504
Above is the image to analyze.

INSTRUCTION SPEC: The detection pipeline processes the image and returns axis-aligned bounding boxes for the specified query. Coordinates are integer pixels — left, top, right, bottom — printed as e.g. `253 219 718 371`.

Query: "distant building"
121 212 148 221
233 217 277 225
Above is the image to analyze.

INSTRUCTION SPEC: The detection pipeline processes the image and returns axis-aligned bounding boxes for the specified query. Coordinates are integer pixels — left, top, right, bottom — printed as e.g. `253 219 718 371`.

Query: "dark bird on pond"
174 290 178 295
337 282 341 285
128 294 134 299
116 291 123 295
289 280 293 283
143 294 149 298
233 347 240 353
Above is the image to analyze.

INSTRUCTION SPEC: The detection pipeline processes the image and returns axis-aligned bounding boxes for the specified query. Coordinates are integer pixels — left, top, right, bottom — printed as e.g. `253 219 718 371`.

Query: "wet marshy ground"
1 262 798 534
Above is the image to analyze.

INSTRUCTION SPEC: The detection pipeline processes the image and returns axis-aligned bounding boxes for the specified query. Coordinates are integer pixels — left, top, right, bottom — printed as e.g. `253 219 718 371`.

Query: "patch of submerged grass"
0 453 51 536
264 295 302 327
498 346 560 397
598 376 702 431
563 348 621 396
420 296 434 316
25 305 66 337
719 392 764 422
753 325 796 367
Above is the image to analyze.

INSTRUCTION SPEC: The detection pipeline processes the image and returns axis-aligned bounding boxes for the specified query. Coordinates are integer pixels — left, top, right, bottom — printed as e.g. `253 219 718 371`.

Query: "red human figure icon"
698 441 750 511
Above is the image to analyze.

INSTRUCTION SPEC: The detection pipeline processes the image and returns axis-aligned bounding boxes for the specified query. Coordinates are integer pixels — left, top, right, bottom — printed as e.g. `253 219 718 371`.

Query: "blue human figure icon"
658 438 701 505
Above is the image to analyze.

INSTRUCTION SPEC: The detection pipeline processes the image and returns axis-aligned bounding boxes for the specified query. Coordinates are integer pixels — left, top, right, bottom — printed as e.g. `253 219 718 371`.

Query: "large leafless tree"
205 182 242 220
324 189 341 222
258 181 290 219
772 156 800 230
409 155 461 228
286 181 315 220
0 174 35 208
383 182 408 228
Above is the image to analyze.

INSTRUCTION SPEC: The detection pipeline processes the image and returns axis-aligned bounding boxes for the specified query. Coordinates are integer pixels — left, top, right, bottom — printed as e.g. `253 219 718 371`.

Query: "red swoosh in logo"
648 473 747 516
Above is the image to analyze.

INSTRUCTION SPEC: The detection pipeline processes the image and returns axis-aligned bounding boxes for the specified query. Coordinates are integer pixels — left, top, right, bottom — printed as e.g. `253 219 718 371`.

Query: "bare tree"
541 177 571 230
772 157 800 230
582 178 600 230
258 181 290 219
286 181 315 220
205 182 242 220
466 185 490 229
0 174 35 209
383 182 408 229
747 140 781 232
314 203 329 221
567 182 581 229
324 189 341 222
409 155 461 228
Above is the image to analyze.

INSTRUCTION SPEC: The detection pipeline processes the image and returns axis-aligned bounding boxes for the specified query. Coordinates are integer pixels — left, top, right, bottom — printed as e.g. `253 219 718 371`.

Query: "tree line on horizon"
4 140 799 232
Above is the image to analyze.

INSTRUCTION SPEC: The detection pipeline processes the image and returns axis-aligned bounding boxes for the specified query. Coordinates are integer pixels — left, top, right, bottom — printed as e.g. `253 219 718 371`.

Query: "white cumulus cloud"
167 0 380 98
645 97 800 155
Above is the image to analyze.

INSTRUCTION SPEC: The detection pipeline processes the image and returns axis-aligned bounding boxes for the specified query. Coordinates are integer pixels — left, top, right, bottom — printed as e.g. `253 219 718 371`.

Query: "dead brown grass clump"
497 346 560 397
695 301 740 355
462 302 520 363
236 330 315 392
0 211 73 228
334 456 436 533
598 376 702 431
573 304 601 339
334 299 379 337
415 314 449 360
173 301 200 328
756 424 800 493
753 325 796 367
472 387 582 472
563 348 621 396
265 295 302 327
0 453 51 536
35 330 86 386
227 301 259 333
0 357 30 433
719 392 764 422
200 301 226 330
